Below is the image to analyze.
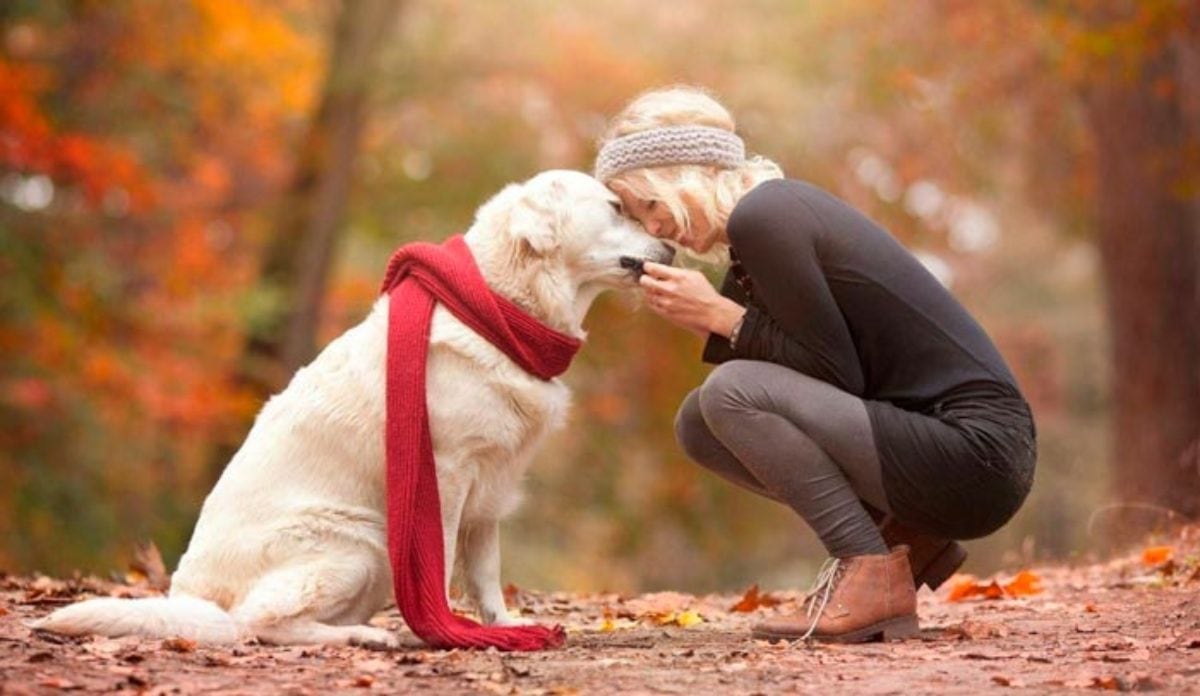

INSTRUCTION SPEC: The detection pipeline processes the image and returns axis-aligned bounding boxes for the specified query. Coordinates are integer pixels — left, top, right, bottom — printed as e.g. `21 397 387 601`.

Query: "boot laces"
800 557 842 640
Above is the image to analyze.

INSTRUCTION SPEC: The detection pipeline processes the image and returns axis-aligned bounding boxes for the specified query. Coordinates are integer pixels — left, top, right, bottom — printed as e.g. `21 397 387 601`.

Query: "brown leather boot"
866 506 967 591
751 546 919 644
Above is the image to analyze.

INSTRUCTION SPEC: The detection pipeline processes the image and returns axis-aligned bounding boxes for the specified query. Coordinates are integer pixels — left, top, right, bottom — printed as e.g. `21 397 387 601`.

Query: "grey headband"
594 125 746 182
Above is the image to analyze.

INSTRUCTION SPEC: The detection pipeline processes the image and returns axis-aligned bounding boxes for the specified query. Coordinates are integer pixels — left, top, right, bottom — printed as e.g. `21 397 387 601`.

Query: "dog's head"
466 170 674 330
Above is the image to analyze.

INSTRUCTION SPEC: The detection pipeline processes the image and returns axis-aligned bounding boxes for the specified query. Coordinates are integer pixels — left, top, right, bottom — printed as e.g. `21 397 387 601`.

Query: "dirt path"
3 532 1199 695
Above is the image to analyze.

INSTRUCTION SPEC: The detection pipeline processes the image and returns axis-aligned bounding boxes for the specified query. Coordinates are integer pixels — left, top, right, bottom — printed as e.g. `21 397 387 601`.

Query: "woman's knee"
674 389 713 463
697 360 770 427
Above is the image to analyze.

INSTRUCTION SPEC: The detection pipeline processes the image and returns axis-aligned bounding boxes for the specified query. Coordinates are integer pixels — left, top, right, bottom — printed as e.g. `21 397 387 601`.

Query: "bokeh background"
2 0 1196 593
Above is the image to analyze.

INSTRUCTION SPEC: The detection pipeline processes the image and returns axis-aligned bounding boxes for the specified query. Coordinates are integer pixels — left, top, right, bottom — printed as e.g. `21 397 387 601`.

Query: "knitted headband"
594 125 746 182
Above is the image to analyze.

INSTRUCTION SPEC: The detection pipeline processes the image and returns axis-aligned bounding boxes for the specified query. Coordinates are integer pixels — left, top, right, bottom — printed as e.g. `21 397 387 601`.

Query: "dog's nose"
659 242 676 265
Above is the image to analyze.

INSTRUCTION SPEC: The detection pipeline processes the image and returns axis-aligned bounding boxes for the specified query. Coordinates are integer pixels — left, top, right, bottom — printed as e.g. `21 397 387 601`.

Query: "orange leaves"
728 584 784 613
1141 546 1172 566
947 570 1043 602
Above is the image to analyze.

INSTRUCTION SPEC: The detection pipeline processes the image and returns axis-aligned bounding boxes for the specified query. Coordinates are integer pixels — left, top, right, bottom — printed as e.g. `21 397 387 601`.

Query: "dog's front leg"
461 520 533 626
437 471 470 600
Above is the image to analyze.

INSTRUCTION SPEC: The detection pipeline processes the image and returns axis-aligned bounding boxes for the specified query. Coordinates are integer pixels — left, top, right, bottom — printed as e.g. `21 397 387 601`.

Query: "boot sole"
752 614 919 644
916 542 968 592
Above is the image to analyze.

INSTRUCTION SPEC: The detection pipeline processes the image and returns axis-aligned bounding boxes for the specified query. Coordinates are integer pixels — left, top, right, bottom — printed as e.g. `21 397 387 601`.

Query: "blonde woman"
595 86 1036 643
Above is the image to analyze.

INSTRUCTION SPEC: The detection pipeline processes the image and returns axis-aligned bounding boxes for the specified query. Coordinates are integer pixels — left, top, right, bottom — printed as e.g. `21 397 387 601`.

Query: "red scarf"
379 234 578 651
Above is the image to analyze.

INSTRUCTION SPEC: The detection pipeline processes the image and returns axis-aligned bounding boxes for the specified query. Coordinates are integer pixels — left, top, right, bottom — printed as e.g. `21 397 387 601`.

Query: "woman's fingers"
641 261 684 280
638 272 673 294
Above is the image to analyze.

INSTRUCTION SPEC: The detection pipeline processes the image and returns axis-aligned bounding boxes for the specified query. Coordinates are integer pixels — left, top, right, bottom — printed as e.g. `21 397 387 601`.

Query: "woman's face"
612 184 720 253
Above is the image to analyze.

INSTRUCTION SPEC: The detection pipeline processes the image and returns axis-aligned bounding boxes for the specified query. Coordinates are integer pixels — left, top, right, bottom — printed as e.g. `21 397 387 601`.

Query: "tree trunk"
248 0 404 391
214 0 403 483
1085 37 1200 520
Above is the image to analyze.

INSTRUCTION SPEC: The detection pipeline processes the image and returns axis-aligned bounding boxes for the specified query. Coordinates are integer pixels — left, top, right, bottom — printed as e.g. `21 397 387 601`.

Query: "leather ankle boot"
865 506 967 591
751 546 919 644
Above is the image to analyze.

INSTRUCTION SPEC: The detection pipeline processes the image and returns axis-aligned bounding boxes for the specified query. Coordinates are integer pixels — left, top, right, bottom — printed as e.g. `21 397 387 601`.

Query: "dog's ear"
510 179 568 255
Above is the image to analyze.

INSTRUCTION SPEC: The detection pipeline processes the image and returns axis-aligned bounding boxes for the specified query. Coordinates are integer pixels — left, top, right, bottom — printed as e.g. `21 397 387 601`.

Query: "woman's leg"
675 389 779 501
695 360 890 558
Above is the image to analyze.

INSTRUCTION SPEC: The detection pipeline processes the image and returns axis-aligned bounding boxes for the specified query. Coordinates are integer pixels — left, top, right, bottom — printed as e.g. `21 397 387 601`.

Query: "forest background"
1 0 1196 595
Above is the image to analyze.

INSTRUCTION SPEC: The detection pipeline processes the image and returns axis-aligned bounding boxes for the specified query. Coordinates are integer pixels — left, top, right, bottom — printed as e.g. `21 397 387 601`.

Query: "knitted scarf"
379 234 578 651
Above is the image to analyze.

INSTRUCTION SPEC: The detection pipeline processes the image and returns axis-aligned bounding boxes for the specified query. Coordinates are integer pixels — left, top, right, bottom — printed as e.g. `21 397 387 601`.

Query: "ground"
2 529 1198 695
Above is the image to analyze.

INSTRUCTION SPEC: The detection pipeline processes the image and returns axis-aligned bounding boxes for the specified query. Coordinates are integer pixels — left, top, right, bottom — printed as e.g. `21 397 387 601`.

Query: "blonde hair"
599 86 784 263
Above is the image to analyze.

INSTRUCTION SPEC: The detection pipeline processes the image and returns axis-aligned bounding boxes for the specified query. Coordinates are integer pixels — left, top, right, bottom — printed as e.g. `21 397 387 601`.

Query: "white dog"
34 170 673 647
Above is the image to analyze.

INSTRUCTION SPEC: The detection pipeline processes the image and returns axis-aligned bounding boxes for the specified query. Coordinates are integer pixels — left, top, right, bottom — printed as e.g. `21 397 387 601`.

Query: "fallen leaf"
161 637 196 653
126 541 170 592
1141 545 1172 566
1090 675 1123 690
353 675 375 688
1003 571 1043 597
729 584 783 613
674 610 704 628
947 575 982 602
39 677 79 690
596 607 636 632
1084 602 1098 613
946 571 1042 602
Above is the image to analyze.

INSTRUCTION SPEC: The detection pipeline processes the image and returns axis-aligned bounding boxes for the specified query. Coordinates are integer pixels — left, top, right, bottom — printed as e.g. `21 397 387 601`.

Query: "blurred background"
1 0 1197 593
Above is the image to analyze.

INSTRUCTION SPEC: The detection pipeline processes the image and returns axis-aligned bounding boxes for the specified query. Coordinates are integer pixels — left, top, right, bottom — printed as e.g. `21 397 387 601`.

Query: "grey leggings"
675 360 890 558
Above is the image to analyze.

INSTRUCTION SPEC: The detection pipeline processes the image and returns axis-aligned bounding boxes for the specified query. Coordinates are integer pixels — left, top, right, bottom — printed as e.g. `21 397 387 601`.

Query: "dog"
33 170 674 647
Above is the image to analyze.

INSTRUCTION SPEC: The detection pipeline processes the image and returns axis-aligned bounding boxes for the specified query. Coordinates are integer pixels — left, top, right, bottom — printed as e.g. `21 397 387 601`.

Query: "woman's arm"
719 181 867 395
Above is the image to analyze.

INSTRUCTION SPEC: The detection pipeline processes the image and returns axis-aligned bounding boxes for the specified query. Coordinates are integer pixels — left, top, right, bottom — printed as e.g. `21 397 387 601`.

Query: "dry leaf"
161 637 196 653
946 571 1042 602
127 541 170 592
674 610 703 628
1003 570 1043 597
729 584 782 613
947 575 981 601
1090 675 1123 690
599 608 616 632
1141 545 1172 566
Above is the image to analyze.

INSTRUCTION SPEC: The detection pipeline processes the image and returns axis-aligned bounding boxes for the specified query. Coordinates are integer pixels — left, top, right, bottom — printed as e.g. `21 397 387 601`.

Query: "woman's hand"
639 262 746 337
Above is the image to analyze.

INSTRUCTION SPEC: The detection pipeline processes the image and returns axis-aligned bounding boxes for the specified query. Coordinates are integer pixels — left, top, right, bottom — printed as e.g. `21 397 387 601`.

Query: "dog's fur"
34 170 672 647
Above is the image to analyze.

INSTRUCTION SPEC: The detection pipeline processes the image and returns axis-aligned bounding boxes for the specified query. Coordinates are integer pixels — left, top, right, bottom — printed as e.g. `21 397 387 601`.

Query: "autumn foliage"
1 1 319 571
1 1 1197 589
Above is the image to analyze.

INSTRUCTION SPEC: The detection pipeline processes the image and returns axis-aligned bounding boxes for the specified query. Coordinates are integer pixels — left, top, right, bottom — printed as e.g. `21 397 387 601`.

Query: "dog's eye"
609 201 623 215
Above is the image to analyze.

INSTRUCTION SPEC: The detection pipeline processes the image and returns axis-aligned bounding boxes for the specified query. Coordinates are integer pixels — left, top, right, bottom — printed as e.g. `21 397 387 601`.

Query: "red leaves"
947 570 1043 602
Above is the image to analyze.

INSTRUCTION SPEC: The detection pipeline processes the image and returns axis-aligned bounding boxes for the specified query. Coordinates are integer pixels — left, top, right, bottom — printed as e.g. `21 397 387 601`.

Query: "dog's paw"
485 612 538 628
347 626 400 651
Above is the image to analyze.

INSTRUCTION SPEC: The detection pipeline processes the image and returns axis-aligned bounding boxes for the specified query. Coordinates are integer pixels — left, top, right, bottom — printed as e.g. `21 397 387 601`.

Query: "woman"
594 86 1036 644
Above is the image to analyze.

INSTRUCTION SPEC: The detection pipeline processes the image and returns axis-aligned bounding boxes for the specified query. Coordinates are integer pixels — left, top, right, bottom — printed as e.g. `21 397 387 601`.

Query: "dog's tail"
30 595 245 644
